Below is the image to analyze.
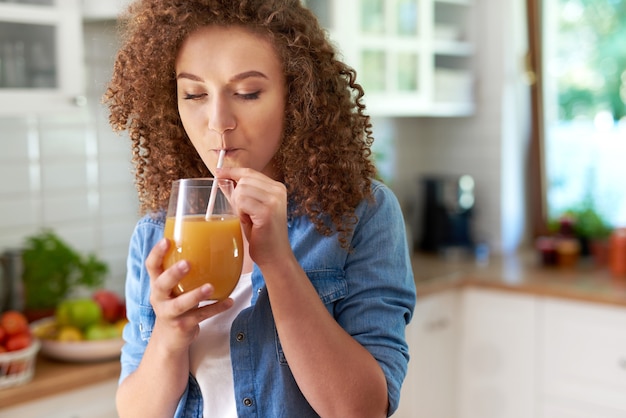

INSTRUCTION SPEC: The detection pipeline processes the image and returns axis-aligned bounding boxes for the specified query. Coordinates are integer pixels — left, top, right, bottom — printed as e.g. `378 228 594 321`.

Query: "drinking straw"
205 149 226 220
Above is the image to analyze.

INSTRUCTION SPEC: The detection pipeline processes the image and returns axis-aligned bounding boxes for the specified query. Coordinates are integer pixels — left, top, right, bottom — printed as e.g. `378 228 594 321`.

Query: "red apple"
117 300 127 321
93 289 123 323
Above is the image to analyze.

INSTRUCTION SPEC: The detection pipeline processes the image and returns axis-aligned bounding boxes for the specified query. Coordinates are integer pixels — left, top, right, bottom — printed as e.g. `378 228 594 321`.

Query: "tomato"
5 333 31 352
0 311 29 336
0 325 6 344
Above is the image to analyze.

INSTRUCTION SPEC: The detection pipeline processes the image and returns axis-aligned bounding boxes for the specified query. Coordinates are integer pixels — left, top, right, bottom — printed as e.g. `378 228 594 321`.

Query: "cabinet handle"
425 318 449 332
73 95 87 107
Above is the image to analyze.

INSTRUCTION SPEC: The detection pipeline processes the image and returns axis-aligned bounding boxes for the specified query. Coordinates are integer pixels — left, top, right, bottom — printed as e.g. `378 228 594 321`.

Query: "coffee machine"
416 174 475 253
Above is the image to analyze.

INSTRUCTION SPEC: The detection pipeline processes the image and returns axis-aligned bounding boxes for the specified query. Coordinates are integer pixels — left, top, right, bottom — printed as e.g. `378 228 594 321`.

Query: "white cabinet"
0 378 118 418
82 0 131 20
0 0 85 115
456 288 537 418
396 289 460 418
542 400 626 418
305 0 475 116
540 298 626 417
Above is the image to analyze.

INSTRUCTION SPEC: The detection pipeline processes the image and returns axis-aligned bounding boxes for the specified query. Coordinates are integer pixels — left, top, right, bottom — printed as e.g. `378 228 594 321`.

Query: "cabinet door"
304 0 475 117
542 399 626 418
0 0 85 115
395 290 460 418
457 288 537 418
432 0 474 108
541 298 626 414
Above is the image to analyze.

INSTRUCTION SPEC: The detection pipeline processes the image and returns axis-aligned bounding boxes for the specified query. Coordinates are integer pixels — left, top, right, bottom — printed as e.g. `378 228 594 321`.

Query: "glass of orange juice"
162 178 243 300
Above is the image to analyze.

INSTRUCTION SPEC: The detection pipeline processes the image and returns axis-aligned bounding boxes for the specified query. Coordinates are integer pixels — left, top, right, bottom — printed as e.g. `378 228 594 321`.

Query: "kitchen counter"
0 354 120 408
412 250 626 307
2 250 625 409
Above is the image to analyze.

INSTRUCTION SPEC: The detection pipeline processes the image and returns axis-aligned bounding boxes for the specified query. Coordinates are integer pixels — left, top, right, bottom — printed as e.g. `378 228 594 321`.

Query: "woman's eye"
183 93 206 100
237 91 260 101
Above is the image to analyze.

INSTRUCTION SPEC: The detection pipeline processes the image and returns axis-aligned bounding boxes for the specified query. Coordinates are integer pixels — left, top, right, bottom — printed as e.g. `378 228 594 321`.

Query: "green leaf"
21 229 109 310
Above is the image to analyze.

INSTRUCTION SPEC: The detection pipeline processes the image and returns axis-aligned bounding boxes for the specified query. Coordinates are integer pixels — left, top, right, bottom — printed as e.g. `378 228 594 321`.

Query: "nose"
207 95 236 136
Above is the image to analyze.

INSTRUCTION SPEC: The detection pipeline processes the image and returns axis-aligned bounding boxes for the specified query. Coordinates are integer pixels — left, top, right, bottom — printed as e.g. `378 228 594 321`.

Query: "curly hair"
104 0 377 248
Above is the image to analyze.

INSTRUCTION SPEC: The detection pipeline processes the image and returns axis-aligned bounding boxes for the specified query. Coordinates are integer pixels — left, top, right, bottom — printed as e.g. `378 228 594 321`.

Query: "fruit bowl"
31 318 124 363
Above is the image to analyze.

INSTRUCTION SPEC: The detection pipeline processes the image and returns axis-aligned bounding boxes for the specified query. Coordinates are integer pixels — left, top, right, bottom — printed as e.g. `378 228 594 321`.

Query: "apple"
85 323 119 340
93 289 123 323
56 298 102 330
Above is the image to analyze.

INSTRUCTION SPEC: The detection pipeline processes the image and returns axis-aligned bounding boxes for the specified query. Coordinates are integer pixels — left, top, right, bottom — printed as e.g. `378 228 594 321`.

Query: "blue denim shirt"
119 179 416 417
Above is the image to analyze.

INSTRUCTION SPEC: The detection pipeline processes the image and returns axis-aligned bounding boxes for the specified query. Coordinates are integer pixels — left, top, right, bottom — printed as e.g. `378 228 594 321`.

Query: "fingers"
219 168 285 209
145 238 169 278
146 238 186 297
147 239 208 310
198 297 234 319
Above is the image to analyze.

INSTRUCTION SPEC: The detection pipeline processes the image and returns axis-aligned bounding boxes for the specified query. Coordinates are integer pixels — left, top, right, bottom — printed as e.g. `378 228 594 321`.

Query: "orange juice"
163 214 243 300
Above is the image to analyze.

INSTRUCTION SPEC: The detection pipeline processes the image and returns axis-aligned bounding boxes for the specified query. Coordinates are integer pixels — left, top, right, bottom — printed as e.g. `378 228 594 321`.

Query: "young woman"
104 1 416 417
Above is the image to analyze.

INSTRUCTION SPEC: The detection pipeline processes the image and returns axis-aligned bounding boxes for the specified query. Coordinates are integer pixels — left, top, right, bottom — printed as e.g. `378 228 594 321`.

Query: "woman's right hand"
144 238 234 353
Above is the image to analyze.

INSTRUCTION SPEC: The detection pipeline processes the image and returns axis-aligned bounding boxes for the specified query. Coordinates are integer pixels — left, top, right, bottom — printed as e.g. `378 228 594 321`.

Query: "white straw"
205 149 226 220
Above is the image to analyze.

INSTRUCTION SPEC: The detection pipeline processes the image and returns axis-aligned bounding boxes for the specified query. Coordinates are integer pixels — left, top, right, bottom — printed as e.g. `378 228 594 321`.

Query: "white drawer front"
542 298 626 412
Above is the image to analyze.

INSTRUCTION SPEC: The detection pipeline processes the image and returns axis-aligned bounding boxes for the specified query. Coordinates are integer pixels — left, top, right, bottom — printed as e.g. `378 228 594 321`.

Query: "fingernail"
159 238 168 249
177 260 189 273
200 284 213 295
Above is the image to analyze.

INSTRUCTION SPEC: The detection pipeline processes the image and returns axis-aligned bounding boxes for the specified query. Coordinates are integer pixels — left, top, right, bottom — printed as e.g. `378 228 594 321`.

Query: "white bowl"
31 318 123 363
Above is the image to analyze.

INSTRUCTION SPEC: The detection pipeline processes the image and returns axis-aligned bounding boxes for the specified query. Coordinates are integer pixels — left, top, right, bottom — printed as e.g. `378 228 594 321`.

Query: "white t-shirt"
189 273 253 418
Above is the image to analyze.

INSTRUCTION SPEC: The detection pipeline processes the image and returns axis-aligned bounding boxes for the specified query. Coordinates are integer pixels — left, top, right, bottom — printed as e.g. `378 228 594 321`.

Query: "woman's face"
175 25 286 179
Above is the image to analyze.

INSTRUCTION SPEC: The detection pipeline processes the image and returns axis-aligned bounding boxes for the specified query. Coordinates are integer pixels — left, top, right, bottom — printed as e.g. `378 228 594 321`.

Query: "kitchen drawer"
542 398 626 418
457 288 537 418
395 289 460 418
541 298 626 412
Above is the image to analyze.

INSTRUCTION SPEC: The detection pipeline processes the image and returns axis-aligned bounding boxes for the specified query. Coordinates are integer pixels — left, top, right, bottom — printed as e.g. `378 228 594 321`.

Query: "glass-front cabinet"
0 0 84 115
305 0 474 117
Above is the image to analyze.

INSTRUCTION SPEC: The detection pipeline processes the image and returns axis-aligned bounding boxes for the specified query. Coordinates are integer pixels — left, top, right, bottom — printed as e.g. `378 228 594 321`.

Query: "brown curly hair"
104 0 377 248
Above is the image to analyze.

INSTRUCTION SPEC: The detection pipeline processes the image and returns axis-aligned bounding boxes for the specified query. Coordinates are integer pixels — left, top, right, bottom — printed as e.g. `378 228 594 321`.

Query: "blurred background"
1 0 626 417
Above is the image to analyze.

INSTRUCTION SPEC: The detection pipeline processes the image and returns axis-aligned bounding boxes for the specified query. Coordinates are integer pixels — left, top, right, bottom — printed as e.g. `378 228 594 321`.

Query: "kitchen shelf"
0 0 85 115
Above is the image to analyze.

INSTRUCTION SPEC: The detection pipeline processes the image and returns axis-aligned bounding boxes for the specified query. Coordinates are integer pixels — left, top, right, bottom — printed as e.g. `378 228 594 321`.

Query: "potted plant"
21 229 108 320
558 200 612 265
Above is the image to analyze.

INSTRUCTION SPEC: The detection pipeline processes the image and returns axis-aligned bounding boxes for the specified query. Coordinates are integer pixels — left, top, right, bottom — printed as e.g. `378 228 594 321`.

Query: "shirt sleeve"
336 182 417 416
119 215 164 383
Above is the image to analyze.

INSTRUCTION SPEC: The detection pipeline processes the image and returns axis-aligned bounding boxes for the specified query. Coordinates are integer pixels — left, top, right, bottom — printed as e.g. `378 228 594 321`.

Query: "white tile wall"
388 0 530 255
0 21 137 295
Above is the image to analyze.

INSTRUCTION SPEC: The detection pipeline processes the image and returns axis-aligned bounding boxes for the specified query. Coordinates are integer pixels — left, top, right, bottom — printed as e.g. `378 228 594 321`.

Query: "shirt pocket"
276 269 347 364
138 304 156 341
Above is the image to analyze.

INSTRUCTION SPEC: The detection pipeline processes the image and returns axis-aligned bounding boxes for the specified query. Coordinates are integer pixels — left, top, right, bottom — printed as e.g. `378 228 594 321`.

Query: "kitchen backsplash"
0 22 137 294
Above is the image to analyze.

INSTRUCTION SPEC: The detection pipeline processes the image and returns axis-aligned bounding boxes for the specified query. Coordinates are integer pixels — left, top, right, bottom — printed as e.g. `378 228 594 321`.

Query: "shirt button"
243 397 253 407
236 332 245 342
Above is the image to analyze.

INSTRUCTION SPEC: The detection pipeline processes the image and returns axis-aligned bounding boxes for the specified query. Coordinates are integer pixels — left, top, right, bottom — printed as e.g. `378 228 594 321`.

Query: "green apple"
56 299 102 330
85 323 118 340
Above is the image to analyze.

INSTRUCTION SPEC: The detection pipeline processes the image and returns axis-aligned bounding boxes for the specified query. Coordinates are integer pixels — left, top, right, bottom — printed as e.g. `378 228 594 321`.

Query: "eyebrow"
176 70 269 82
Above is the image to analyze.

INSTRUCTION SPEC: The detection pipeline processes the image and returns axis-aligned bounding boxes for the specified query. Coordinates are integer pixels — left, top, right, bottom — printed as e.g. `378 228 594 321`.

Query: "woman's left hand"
216 167 291 267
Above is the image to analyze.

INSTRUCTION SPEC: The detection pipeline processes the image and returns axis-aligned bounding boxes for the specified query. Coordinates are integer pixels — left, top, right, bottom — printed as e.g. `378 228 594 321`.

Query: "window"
528 0 626 236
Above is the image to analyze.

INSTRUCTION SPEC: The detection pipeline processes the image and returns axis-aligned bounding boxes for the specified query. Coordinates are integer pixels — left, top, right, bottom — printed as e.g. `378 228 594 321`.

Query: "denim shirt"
119 179 416 417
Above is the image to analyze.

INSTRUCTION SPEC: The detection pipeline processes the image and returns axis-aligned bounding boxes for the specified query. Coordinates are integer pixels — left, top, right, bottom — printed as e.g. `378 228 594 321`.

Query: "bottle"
609 228 626 279
0 249 25 312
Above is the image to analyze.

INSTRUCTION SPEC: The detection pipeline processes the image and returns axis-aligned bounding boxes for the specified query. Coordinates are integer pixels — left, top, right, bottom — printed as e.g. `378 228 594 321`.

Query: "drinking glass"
162 178 243 300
